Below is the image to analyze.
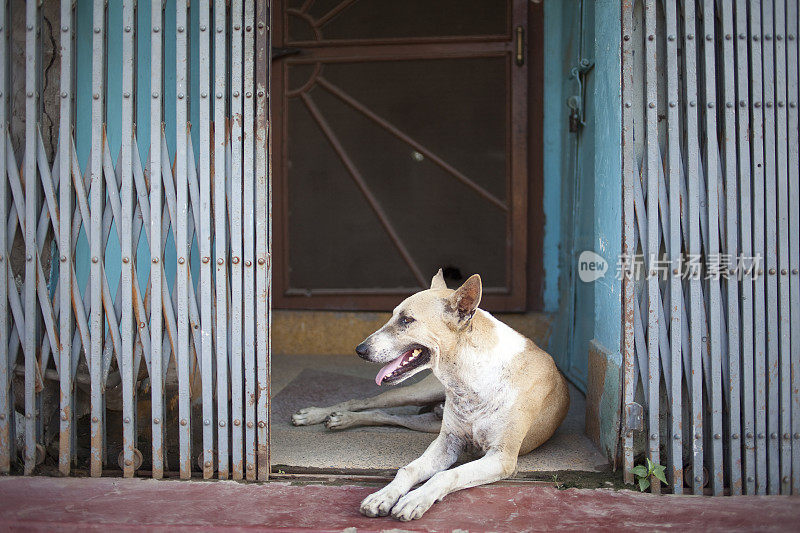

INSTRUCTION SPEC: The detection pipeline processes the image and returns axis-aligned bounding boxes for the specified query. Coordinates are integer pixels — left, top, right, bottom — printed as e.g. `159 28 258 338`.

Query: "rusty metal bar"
620 0 635 487
749 0 768 495
214 0 230 480
23 0 40 476
734 0 756 495
175 0 192 479
0 0 9 475
120 0 136 479
230 0 245 481
772 0 792 496
761 0 780 495
149 0 165 480
255 0 271 482
786 0 800 497
719 0 742 496
243 0 257 481
57 0 74 478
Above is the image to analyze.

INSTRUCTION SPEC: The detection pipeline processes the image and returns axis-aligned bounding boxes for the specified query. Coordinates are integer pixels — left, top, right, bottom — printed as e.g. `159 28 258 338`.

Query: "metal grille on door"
621 0 799 495
0 0 272 480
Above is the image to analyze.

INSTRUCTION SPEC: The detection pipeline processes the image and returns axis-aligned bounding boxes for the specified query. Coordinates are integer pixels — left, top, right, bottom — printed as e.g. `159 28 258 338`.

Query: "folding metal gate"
622 0 799 495
0 0 272 480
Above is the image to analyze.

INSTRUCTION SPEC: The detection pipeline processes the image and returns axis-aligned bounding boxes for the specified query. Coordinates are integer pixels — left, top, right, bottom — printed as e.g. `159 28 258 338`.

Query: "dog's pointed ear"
449 274 482 324
430 269 447 290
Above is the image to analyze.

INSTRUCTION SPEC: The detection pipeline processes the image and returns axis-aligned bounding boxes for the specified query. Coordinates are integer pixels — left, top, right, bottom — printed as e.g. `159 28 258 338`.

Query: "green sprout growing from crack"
631 458 667 492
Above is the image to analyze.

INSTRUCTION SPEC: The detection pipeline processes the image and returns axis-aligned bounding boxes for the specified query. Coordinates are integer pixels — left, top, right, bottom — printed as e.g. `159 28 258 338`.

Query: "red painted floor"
0 476 798 532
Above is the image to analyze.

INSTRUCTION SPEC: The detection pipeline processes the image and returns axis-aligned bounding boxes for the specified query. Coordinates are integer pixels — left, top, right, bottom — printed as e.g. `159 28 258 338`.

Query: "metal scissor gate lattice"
0 0 272 480
622 0 799 495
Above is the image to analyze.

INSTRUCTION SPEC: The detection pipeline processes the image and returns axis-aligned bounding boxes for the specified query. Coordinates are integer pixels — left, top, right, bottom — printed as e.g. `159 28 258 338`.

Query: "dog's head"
356 269 482 386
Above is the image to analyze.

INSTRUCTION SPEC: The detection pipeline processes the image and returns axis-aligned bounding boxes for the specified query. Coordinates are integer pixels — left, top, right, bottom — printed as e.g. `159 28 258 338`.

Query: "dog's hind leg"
292 373 445 426
325 410 442 433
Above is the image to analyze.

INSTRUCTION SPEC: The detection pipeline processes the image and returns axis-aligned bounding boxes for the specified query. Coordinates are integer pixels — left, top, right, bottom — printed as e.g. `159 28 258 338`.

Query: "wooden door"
273 0 528 310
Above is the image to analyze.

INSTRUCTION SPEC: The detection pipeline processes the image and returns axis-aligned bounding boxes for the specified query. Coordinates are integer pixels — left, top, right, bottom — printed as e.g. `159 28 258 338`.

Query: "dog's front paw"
391 488 437 521
292 407 331 426
360 486 404 518
325 411 358 430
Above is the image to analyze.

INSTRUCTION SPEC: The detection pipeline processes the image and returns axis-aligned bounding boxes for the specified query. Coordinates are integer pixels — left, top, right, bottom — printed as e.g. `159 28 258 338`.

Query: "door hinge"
623 402 643 435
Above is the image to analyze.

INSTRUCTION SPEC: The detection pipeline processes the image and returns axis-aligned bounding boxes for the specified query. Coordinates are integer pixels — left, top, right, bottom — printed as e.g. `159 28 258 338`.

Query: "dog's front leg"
360 433 461 518
390 451 517 521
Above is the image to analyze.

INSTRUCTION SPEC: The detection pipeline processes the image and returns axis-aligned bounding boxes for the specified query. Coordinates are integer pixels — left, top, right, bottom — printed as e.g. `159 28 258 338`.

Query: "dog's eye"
400 316 415 326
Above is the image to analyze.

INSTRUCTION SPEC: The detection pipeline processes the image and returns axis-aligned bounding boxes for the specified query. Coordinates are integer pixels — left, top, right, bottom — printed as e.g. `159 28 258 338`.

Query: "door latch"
567 58 594 132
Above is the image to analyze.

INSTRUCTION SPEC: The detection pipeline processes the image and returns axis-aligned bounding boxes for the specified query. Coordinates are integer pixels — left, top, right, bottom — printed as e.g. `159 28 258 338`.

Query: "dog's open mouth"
375 347 431 386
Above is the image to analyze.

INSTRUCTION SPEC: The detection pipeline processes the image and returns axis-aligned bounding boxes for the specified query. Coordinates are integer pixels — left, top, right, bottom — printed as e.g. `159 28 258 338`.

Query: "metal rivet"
747 476 754 482
92 256 99 263
204 419 210 426
746 432 754 439
61 255 67 263
122 256 129 263
739 33 746 40
247 421 254 428
695 476 702 482
152 257 159 264
258 22 265 29
732 434 739 440
708 102 715 108
776 34 783 41
246 26 252 32
671 268 678 275
27 91 33 98
706 34 712 41
194 324 199 330
247 464 254 471
781 269 788 275
217 27 223 33
770 432 777 439
687 33 694 40
62 26 68 32
794 433 800 439
204 461 211 468
26 414 32 419
178 257 185 264
94 27 100 34
789 34 796 41
700 200 706 207
726 102 733 108
233 91 240 97
777 101 784 108
784 433 791 440
219 421 226 427
216 92 223 99
695 434 701 440
790 102 797 108
650 434 657 440
200 25 206 31
258 258 265 265
623 34 630 41
245 260 252 267
648 102 655 109
668 35 675 41
61 91 68 98
234 419 241 426
125 26 131 33
648 34 654 41
201 92 208 98
154 418 160 424
783 476 790 483
181 419 187 426
690 100 696 107
753 34 760 41
234 25 241 31
714 433 721 439
624 102 631 108
725 34 731 40
61 413 68 421
233 257 240 264
152 92 159 99
674 434 680 440
178 93 184 99
246 92 252 98
669 101 676 108
217 258 224 265
740 100 746 107
93 93 100 100
92 416 99 423
765 34 772 41
202 256 210 263
139 322 145 329
258 421 266 428
125 459 132 466
769 268 776 275
178 26 184 33
154 27 160 33
124 417 131 424
793 269 799 275
755 101 761 108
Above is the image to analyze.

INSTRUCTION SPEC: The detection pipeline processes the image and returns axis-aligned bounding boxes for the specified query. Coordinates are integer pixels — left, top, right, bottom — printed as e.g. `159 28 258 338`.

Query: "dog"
293 270 569 521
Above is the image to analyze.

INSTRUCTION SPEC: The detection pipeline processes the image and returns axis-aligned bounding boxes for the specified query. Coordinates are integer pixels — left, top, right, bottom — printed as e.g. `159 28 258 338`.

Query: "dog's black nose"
355 342 370 358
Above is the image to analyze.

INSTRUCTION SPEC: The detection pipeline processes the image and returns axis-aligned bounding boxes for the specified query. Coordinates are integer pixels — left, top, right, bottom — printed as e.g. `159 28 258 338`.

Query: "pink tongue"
375 351 411 386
